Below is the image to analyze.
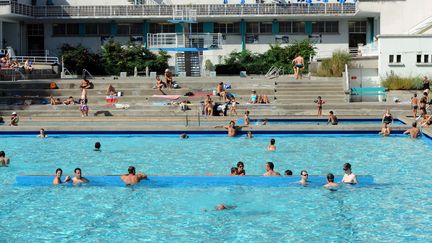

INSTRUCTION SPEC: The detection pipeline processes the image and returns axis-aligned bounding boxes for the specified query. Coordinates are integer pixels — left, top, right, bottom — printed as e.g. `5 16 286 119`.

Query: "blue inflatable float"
16 175 374 187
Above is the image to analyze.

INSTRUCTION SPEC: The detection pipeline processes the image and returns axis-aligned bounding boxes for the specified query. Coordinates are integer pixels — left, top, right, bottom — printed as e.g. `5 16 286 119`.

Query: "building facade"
0 0 431 76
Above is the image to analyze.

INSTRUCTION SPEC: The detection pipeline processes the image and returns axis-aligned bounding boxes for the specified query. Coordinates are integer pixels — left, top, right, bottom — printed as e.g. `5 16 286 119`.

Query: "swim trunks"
295 64 304 68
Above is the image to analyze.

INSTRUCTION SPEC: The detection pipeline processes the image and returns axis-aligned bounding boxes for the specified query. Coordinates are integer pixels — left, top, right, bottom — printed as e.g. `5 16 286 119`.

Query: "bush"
60 44 103 75
215 39 316 75
317 51 351 77
381 74 423 90
101 40 171 75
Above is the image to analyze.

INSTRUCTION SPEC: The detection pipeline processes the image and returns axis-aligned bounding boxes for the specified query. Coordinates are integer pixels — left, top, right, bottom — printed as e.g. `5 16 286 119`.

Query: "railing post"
341 3 344 14
77 6 80 17
93 6 96 16
274 3 276 15
325 3 327 15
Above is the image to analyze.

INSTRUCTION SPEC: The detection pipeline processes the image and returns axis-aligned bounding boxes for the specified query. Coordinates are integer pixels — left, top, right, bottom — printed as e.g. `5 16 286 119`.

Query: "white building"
0 0 431 76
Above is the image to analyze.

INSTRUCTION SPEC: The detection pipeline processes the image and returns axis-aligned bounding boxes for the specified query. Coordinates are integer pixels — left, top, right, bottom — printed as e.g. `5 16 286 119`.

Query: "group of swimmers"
230 162 357 189
53 166 147 186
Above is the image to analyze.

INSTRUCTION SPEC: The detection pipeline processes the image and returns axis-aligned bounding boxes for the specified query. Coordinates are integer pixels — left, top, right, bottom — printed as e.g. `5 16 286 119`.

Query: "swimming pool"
0 133 431 241
241 118 406 125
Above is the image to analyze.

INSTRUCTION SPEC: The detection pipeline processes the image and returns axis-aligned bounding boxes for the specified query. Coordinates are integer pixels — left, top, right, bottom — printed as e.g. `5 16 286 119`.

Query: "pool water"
0 134 431 241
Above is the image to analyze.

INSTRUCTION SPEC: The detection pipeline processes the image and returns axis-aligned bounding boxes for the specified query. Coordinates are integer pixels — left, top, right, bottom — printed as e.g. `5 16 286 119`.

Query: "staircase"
0 75 413 129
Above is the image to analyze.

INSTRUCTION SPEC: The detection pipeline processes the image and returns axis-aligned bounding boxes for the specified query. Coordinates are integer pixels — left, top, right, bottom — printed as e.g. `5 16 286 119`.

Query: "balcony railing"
147 33 223 50
6 2 358 18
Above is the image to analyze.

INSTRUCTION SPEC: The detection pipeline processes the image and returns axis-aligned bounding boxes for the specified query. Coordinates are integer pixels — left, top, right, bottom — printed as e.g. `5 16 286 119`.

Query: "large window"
98 23 111 36
280 21 305 34
312 21 338 34
52 23 79 36
348 21 367 33
117 24 130 35
246 22 259 34
85 23 98 35
214 23 240 34
131 23 143 35
27 24 44 36
259 22 273 34
190 23 203 33
149 23 175 33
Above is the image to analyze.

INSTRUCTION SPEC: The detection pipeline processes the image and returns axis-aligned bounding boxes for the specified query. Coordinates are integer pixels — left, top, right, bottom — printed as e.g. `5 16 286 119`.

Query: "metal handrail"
6 2 358 18
12 55 59 64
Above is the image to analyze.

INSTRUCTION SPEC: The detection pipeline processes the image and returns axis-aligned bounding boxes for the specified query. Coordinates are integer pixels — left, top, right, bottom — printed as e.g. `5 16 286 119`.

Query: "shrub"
381 74 423 90
60 44 103 75
317 51 351 77
215 39 316 75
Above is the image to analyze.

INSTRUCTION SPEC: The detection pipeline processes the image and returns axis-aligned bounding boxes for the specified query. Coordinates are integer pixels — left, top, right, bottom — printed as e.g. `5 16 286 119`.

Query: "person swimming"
299 170 309 185
121 166 148 185
53 168 71 185
38 128 47 138
237 161 246 176
245 131 253 139
341 163 358 184
71 168 89 185
263 162 281 176
324 173 338 189
94 142 101 151
267 138 276 151
284 170 293 176
230 167 238 176
180 133 189 139
0 151 10 167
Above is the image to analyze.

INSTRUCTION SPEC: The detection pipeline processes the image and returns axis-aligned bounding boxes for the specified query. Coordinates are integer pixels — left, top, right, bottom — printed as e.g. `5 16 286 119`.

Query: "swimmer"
327 111 338 125
180 133 189 139
237 161 246 176
245 131 253 139
94 142 101 151
261 119 268 125
263 162 281 176
204 204 237 212
403 122 420 138
121 166 148 185
284 170 293 176
215 120 246 137
53 168 71 185
230 167 238 176
324 173 338 189
267 138 276 151
341 163 357 184
378 123 391 136
71 168 89 184
0 151 10 166
38 128 47 138
299 170 309 185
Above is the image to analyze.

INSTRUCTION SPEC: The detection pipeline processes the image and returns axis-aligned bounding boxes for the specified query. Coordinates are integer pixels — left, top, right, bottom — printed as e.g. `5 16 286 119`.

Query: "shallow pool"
0 134 431 241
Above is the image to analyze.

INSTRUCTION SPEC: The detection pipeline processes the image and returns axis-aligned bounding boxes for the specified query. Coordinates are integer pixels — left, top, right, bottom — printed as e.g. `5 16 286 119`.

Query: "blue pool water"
244 118 405 125
0 134 431 241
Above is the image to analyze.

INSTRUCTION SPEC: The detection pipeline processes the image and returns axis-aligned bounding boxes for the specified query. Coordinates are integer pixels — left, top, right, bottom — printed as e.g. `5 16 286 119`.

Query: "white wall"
378 35 432 78
359 0 432 35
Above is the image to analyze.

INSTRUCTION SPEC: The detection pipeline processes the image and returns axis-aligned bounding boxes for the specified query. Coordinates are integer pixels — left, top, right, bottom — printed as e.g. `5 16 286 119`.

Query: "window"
292 22 305 33
396 55 401 63
259 22 272 34
279 22 292 33
246 22 259 34
389 55 394 63
131 23 143 35
27 24 44 36
161 24 175 33
214 23 240 34
425 55 430 63
348 21 367 33
85 23 98 35
117 24 130 35
190 23 203 33
417 55 422 63
99 23 111 36
52 23 79 36
312 21 338 34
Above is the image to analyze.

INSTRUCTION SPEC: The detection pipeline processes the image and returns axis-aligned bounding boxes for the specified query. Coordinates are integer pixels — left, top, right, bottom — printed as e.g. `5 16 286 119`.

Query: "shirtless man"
164 69 173 88
121 166 148 185
327 111 338 125
411 93 419 119
324 173 338 189
263 162 281 176
71 168 89 184
267 138 276 151
403 122 420 138
0 151 10 166
299 170 309 185
53 168 71 185
80 76 92 90
38 128 47 138
341 163 357 184
215 120 245 137
292 54 305 79
216 82 227 101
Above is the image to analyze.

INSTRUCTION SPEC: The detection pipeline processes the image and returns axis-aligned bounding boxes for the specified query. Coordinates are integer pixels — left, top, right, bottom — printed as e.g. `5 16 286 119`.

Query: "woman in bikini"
411 93 419 119
204 95 213 116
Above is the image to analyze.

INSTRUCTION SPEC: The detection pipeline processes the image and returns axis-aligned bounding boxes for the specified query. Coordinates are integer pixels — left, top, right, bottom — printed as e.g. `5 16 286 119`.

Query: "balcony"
5 2 358 19
147 33 223 51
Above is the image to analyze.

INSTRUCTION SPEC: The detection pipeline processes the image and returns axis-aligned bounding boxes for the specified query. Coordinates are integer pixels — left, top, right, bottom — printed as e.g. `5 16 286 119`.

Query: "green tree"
60 44 102 75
